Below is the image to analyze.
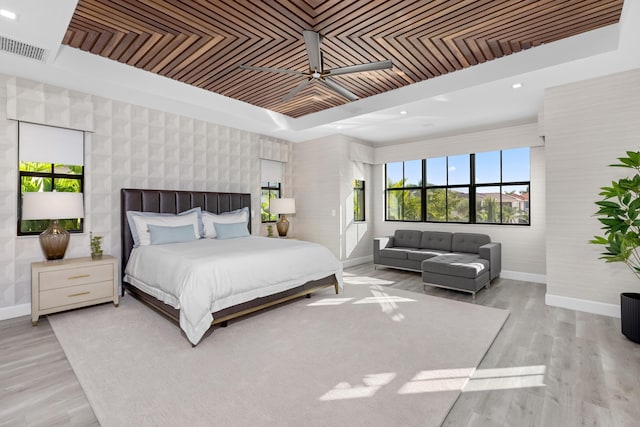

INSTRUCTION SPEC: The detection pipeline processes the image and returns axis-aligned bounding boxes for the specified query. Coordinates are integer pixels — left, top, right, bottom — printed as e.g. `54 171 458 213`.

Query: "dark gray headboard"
120 188 251 271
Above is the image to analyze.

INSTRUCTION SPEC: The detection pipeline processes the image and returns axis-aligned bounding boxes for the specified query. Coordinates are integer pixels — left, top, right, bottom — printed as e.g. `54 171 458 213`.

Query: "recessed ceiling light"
400 110 407 115
0 9 17 20
512 82 523 89
335 125 343 129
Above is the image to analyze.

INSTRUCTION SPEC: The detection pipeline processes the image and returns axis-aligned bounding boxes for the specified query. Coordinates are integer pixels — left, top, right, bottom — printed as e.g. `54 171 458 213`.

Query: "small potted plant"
590 150 640 343
90 232 103 260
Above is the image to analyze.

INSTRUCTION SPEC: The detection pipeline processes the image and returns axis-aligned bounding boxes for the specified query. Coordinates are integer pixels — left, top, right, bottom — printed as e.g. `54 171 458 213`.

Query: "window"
260 159 284 223
386 160 422 221
354 180 365 222
18 123 84 235
475 148 530 224
425 155 470 222
261 182 281 222
385 148 530 225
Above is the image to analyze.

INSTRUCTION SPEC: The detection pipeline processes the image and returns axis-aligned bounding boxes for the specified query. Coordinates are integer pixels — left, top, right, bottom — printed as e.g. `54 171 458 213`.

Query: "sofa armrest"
479 242 501 280
373 236 394 264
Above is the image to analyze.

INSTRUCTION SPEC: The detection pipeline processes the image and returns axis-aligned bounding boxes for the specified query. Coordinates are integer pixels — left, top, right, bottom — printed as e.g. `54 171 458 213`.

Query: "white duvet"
124 236 343 345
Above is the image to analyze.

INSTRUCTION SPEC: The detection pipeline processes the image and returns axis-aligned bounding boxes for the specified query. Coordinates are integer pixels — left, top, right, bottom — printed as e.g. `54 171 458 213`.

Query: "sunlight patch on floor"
307 298 354 306
352 296 416 304
319 365 546 401
398 365 547 395
319 373 396 401
343 275 395 286
463 365 546 392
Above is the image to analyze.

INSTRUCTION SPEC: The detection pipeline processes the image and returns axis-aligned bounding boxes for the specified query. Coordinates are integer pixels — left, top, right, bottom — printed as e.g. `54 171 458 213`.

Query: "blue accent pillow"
213 222 250 240
148 224 198 245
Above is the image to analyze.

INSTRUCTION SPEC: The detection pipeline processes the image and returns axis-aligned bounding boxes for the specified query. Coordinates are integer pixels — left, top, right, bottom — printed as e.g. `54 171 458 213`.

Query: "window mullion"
470 154 475 223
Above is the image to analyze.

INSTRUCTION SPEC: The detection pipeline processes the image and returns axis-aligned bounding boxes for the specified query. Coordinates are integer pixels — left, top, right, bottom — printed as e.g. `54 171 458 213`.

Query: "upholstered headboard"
120 188 251 271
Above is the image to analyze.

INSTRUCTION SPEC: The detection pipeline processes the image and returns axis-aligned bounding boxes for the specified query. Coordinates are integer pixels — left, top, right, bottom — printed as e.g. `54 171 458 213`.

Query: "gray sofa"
373 230 501 299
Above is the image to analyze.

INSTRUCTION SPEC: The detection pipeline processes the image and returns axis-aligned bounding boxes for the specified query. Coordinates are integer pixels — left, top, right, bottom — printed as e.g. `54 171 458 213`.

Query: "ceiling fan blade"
283 79 312 102
303 30 322 72
239 65 305 76
321 78 359 102
326 60 393 76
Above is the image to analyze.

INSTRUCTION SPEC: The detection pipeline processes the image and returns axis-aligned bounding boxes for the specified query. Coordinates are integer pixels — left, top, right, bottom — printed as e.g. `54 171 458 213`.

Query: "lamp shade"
270 198 295 215
22 192 85 220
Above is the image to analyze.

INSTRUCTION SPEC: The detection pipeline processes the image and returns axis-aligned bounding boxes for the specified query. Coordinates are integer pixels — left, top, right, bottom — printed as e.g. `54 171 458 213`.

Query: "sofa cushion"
407 249 448 262
422 253 490 279
380 248 410 260
451 233 490 254
393 230 422 249
420 231 452 251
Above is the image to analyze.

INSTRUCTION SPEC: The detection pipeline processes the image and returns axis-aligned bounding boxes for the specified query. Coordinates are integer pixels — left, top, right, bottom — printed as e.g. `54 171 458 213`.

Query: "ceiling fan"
240 30 393 102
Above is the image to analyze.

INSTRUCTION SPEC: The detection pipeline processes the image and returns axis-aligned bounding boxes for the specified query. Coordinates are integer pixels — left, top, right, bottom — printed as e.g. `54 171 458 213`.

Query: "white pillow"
132 211 200 246
126 207 202 246
202 208 248 238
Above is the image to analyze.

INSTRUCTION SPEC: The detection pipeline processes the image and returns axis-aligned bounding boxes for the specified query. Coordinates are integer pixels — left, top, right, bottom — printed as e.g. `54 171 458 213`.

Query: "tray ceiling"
63 0 624 118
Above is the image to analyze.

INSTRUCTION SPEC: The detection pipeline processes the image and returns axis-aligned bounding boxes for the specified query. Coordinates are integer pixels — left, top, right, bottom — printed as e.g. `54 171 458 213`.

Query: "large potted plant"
590 150 640 343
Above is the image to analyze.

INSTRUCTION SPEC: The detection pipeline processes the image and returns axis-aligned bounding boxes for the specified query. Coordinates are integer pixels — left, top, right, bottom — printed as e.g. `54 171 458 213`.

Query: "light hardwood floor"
2 264 639 426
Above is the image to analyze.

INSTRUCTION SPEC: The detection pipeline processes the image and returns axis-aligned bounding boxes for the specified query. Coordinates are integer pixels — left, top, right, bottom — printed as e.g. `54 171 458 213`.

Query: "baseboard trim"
500 270 546 284
545 293 620 318
342 255 373 268
0 303 31 321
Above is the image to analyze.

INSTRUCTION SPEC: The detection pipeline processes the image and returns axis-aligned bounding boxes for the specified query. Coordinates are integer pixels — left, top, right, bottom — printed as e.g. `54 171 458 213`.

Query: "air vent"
0 35 48 62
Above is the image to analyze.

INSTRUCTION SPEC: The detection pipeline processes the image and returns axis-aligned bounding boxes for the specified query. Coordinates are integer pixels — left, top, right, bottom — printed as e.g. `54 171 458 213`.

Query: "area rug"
49 281 508 427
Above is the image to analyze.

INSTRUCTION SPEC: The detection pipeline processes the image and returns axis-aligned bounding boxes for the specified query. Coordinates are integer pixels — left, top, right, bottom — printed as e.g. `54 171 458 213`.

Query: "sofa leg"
472 292 476 302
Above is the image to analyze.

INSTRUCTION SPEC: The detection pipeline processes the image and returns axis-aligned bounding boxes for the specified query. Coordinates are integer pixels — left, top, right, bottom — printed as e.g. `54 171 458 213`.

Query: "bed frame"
120 188 339 341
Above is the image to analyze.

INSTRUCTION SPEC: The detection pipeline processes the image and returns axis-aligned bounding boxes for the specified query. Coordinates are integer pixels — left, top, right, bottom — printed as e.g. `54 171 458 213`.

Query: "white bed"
124 236 343 345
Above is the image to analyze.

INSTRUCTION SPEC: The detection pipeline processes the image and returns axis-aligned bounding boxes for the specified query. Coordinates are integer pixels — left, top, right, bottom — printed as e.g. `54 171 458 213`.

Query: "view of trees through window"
385 148 530 225
19 162 84 234
261 181 281 222
354 180 365 221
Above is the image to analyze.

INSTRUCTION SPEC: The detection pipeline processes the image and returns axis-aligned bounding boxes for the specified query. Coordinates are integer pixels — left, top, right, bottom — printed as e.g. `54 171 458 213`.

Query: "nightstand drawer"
39 280 114 310
39 264 114 291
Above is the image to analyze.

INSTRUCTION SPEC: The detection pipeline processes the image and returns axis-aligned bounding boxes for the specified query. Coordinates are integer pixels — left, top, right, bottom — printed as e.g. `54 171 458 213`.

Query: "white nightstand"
31 255 119 326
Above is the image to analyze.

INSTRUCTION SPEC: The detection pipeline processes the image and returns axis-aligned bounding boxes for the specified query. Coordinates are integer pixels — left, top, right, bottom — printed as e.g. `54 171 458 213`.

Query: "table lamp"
22 192 85 260
270 198 295 237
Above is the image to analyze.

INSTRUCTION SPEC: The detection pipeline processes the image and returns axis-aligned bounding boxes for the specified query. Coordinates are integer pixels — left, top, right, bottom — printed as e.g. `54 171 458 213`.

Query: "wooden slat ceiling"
63 0 624 118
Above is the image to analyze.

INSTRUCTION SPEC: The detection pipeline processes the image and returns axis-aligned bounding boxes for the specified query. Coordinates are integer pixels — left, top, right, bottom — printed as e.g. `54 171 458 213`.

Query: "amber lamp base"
276 215 290 237
40 220 70 260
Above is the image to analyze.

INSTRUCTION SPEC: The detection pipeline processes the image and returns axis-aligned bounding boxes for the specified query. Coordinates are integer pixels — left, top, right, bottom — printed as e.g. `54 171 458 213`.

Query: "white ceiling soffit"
0 0 78 63
0 0 638 146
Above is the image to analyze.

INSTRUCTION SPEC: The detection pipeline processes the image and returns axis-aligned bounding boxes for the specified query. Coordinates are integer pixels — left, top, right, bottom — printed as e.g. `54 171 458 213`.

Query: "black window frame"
385 149 530 226
18 163 85 236
261 181 281 223
354 179 365 222
385 160 423 222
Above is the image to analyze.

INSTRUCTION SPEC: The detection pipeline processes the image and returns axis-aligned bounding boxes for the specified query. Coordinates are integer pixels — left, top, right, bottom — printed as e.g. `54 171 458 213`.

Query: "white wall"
372 123 547 279
292 136 342 256
0 74 292 317
544 68 640 316
293 135 374 263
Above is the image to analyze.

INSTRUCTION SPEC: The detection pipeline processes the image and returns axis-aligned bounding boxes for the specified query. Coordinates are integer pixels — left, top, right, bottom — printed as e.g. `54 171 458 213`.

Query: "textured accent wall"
0 74 291 311
544 68 640 306
372 123 547 277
